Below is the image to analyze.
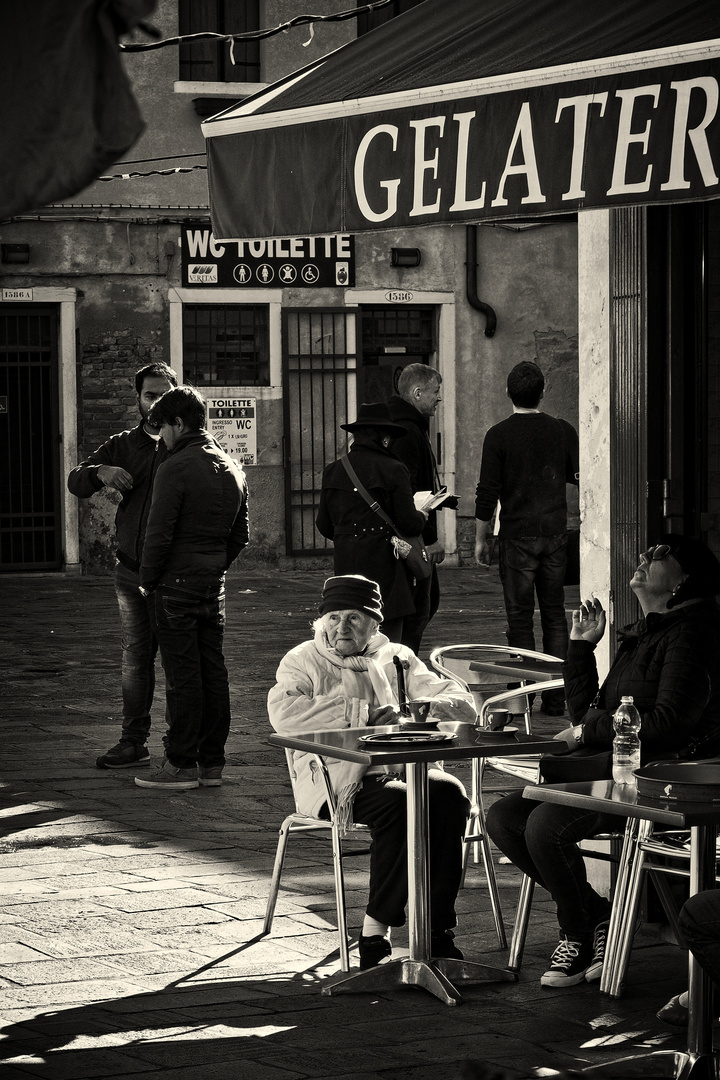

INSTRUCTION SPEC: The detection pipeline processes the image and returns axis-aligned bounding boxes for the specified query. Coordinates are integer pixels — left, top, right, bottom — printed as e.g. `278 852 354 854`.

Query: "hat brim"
341 420 407 436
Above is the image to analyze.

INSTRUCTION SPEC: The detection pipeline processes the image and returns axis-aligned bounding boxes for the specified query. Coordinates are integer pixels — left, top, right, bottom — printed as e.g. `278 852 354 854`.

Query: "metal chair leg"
263 814 294 934
508 874 535 970
647 866 684 945
602 818 652 997
331 819 352 972
599 817 640 994
474 791 507 948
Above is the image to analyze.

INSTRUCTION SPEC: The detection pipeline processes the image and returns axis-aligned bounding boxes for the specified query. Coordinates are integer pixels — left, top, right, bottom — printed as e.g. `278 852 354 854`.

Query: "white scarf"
312 624 397 710
312 625 401 833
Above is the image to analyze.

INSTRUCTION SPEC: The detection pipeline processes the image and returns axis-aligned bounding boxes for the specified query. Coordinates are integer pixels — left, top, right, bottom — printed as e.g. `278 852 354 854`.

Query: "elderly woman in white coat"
268 574 474 971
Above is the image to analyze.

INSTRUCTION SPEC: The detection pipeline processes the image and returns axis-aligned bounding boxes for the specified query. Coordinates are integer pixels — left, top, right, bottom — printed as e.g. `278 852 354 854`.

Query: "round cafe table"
268 721 561 1005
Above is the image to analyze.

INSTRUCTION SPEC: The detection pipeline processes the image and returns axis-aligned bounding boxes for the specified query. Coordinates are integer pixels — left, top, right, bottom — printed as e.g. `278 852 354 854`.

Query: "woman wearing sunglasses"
486 536 720 990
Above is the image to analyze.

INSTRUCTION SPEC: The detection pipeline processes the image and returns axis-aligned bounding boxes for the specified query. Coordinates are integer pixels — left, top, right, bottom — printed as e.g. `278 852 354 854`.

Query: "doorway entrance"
359 304 436 401
0 306 62 570
281 303 440 556
646 201 720 560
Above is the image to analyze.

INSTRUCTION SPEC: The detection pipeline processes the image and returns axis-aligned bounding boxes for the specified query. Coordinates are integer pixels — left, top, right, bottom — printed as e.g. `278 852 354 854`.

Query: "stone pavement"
0 567 690 1080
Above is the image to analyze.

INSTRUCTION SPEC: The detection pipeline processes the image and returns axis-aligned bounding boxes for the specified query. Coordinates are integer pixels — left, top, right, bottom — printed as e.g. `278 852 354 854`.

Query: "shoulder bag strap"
340 454 398 533
423 430 442 492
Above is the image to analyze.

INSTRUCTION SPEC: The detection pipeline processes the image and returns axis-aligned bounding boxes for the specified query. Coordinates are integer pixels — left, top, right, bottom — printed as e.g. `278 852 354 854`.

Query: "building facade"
0 0 578 575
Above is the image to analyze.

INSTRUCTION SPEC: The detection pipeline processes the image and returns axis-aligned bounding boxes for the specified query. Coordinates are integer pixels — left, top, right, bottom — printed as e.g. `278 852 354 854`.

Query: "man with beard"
67 362 177 769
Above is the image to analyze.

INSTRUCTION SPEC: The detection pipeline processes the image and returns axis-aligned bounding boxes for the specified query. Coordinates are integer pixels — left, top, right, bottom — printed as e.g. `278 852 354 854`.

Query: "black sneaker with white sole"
540 935 593 987
585 919 610 982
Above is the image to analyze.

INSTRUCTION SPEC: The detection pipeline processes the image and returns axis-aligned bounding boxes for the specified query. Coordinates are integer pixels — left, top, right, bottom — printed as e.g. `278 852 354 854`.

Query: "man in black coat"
388 364 457 653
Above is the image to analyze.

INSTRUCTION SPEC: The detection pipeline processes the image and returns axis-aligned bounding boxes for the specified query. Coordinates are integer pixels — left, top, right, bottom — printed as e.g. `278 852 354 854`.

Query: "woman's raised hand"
570 596 606 644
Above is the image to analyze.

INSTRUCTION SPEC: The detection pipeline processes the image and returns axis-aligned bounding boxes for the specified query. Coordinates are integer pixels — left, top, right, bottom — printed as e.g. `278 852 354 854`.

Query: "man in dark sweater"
68 362 178 768
474 361 578 714
388 364 458 653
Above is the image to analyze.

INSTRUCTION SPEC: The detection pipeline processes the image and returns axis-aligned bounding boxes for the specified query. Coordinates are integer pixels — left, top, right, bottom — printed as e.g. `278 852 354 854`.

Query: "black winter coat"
387 394 439 545
140 430 249 596
316 435 426 620
564 599 720 761
67 422 168 572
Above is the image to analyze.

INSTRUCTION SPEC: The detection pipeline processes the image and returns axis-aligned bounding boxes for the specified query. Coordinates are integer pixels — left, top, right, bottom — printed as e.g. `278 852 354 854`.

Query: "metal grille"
0 307 61 570
283 309 357 554
178 0 260 82
182 304 269 386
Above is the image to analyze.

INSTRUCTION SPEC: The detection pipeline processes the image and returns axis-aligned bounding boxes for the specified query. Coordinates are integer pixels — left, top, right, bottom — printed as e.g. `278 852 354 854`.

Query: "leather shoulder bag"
339 455 431 582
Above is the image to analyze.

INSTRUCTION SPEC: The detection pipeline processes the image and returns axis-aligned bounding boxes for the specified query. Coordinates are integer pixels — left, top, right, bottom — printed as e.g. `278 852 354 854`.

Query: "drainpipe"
466 224 496 337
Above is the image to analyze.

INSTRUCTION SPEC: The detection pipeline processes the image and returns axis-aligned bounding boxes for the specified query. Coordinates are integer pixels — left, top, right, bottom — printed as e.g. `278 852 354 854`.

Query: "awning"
203 0 720 240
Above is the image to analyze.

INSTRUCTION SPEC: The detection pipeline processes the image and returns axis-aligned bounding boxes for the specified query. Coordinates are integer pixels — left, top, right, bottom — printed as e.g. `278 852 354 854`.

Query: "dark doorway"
359 305 436 402
646 201 720 561
0 306 62 570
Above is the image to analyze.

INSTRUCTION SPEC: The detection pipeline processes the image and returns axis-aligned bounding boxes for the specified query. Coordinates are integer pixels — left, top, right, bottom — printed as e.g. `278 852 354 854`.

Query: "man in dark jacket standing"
475 361 578 715
388 365 456 653
67 362 177 769
135 386 249 790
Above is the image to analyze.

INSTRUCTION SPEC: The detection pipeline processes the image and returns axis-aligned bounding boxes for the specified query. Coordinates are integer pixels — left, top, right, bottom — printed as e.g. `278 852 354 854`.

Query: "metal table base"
322 955 516 1006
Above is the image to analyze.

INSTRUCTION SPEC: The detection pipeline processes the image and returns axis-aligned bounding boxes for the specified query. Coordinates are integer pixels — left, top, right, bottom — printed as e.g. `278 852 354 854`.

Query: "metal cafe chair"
263 748 369 972
600 815 720 997
429 644 565 949
508 805 707 980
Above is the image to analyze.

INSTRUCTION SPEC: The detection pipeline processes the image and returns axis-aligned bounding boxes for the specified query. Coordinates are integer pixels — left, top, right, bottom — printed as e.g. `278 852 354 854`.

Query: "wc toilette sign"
182 224 355 288
207 397 256 466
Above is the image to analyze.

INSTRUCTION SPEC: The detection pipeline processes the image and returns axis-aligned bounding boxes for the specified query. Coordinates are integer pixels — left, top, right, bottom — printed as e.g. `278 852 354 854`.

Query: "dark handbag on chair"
340 455 432 581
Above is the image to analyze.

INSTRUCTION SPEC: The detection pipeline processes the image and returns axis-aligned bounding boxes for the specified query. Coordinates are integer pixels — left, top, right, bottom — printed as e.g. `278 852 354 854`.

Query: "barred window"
178 0 260 83
182 305 269 386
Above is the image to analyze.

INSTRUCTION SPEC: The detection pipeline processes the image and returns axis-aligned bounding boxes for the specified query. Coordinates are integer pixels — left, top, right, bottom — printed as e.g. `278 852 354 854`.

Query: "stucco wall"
453 221 579 562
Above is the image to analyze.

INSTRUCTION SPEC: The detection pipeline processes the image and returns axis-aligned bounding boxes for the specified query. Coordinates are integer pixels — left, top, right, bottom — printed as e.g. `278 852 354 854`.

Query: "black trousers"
350 769 470 930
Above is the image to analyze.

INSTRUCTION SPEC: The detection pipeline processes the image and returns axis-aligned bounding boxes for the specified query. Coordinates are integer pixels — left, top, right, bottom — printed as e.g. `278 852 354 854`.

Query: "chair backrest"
284 746 338 818
429 644 564 728
282 746 369 839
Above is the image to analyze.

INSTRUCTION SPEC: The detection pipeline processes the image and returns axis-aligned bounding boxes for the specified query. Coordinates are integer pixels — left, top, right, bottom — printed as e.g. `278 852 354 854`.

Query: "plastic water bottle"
612 696 641 785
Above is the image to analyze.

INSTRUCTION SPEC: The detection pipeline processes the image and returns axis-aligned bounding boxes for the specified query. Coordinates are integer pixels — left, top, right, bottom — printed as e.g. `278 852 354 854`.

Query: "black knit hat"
340 402 407 437
664 536 720 608
318 575 384 622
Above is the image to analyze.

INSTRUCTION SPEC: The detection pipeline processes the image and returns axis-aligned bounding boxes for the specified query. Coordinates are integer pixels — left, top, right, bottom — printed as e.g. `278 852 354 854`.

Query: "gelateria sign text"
206 60 720 238
181 226 355 287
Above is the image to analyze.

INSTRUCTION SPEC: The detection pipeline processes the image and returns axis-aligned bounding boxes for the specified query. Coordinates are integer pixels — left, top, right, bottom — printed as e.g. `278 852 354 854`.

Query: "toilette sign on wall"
207 396 256 466
181 224 355 287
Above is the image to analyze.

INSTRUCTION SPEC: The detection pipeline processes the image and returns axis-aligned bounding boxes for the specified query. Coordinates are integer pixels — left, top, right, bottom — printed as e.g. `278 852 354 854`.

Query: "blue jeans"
153 586 231 770
486 789 615 939
499 535 569 706
350 769 470 930
115 561 159 745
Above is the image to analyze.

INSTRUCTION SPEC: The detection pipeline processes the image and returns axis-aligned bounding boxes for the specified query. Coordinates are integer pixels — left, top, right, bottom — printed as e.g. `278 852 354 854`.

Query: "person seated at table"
267 573 475 970
657 889 720 1026
486 536 720 989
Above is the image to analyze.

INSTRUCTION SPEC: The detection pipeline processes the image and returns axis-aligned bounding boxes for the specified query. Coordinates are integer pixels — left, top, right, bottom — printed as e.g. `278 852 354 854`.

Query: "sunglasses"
642 544 676 562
